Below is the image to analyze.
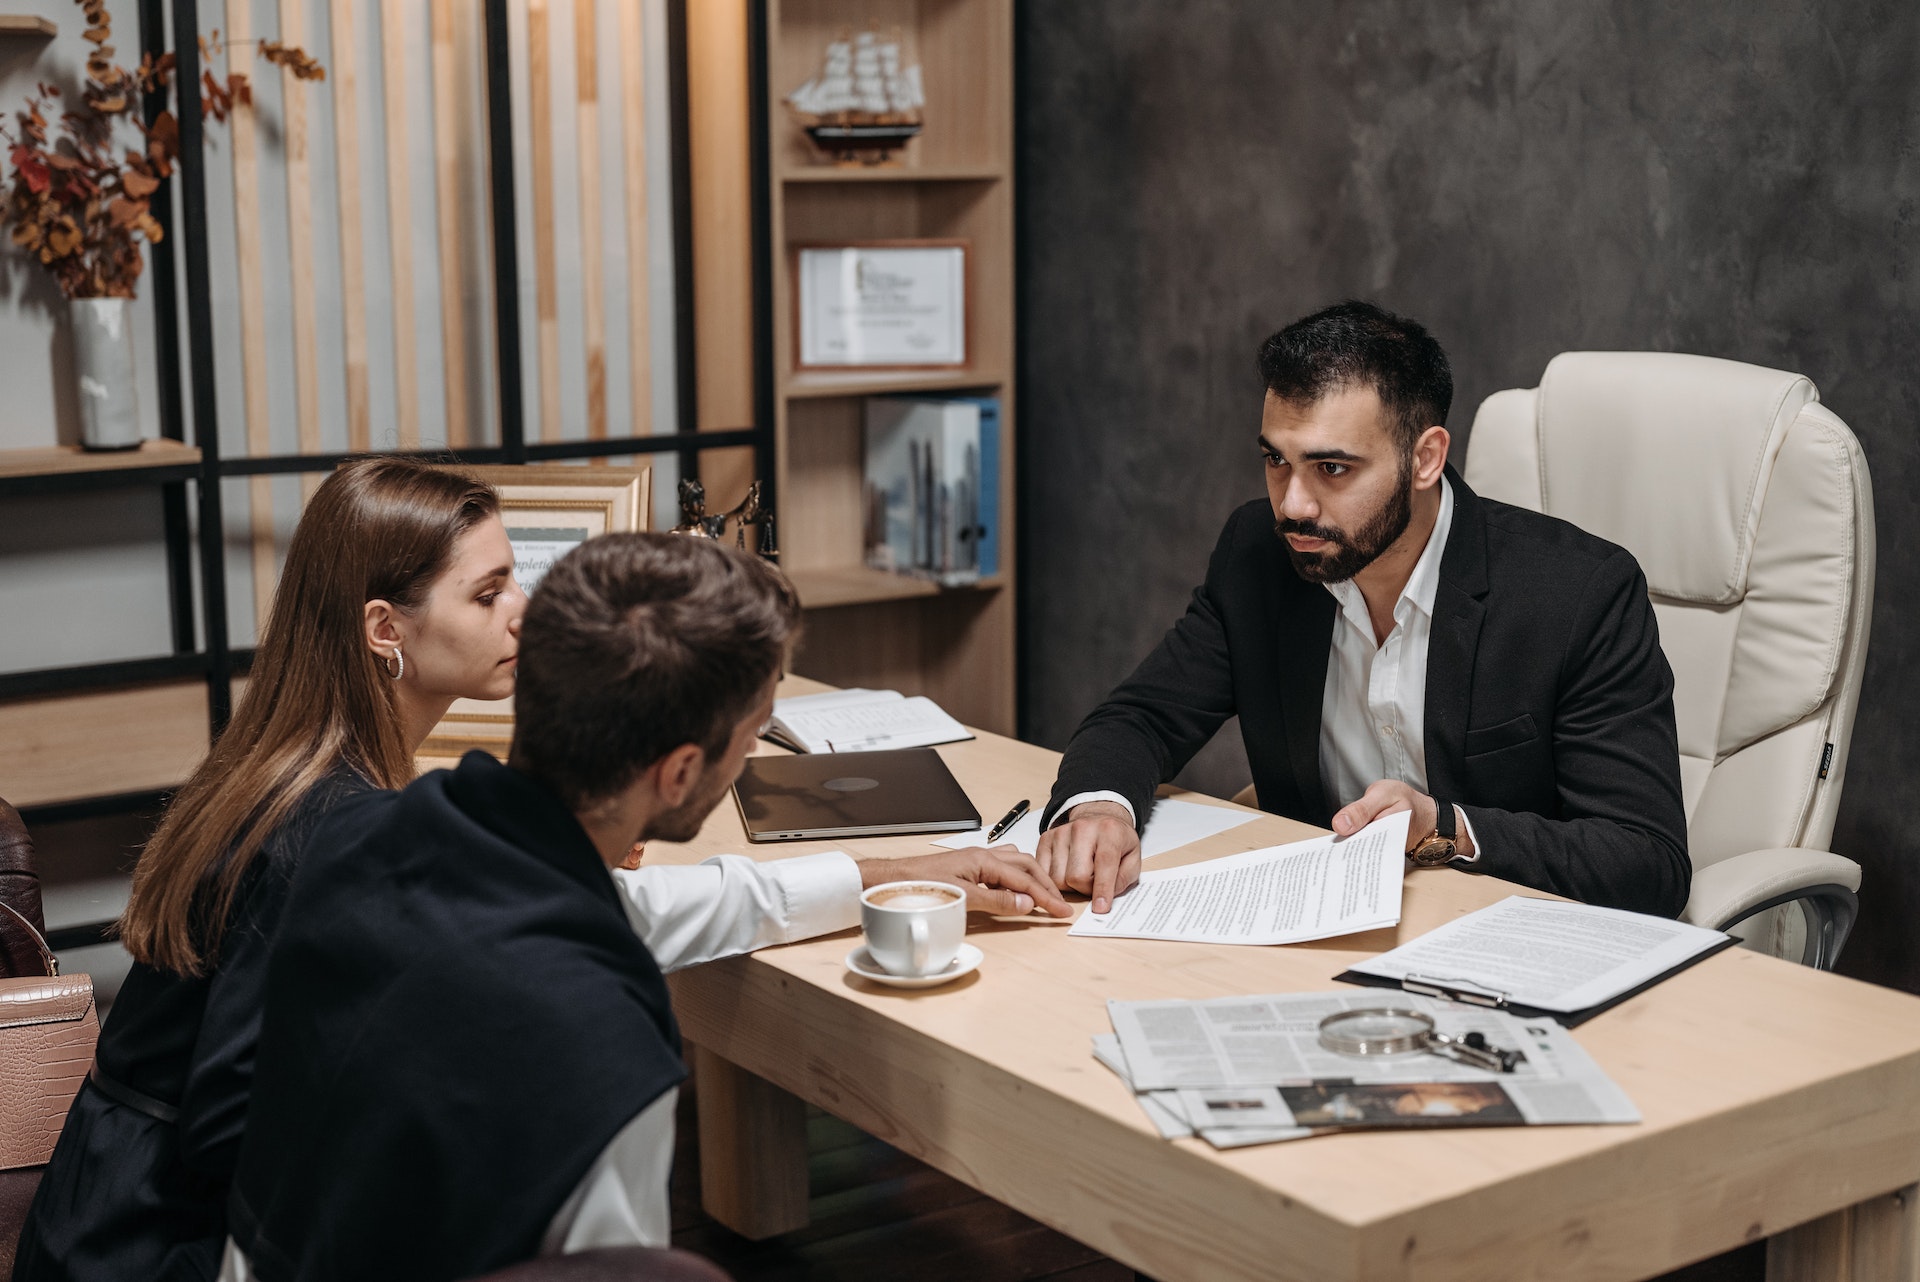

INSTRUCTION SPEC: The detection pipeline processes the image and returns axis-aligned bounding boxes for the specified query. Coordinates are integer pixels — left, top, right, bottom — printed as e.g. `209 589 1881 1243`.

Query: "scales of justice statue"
670 477 779 563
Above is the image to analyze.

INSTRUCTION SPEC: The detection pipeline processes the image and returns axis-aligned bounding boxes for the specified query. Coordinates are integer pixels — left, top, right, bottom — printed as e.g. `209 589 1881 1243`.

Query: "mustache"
1275 518 1349 546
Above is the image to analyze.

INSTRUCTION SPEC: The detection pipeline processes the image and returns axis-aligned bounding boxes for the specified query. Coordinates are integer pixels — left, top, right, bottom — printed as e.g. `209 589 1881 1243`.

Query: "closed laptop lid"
732 748 980 842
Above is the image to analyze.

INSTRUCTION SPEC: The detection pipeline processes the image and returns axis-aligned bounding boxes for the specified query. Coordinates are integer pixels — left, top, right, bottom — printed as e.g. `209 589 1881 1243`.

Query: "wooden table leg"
1767 1184 1919 1281
691 1042 810 1239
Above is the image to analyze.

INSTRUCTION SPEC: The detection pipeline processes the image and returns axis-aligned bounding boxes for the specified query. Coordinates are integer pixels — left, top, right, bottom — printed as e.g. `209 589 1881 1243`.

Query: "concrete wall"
1016 1 1920 992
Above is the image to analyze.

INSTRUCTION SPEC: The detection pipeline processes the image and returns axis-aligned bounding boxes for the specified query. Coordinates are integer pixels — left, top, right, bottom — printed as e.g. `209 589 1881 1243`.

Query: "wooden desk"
638 678 1920 1281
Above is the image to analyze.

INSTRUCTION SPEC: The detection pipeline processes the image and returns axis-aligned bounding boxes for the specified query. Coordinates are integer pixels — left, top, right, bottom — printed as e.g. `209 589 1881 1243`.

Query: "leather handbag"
0 901 97 1170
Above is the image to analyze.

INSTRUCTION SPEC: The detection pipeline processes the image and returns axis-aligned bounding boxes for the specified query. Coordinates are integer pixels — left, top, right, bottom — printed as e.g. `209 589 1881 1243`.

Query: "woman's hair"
120 457 499 977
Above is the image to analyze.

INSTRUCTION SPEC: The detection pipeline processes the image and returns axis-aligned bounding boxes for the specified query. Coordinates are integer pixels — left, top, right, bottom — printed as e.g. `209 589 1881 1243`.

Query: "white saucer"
845 942 983 989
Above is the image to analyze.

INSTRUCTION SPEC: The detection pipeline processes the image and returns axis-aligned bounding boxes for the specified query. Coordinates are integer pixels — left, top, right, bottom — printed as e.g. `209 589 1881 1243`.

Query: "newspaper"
1095 990 1637 1148
1068 810 1407 945
1092 1034 1312 1146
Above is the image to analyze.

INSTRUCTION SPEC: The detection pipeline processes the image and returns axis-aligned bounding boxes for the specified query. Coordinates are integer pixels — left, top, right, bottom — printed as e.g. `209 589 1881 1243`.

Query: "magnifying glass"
1317 1007 1527 1074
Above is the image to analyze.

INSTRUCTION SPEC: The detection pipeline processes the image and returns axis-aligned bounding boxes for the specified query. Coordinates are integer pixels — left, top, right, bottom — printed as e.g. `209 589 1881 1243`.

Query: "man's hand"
1331 780 1450 853
866 847 1072 918
1034 800 1140 914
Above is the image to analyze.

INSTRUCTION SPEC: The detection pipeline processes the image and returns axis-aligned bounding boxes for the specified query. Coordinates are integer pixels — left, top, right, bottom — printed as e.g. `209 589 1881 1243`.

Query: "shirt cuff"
1049 791 1136 829
1451 805 1482 864
762 850 864 940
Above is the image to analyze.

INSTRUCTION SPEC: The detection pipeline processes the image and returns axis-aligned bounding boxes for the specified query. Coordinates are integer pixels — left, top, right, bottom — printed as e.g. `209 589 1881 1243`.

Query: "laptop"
732 748 981 842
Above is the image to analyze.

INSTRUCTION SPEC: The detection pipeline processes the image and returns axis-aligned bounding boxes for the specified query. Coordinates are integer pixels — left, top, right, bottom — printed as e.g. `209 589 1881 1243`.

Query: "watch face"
1410 836 1456 867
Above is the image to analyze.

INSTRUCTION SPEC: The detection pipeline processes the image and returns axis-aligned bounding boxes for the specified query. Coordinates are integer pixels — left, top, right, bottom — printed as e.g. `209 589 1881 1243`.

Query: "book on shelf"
862 395 999 587
762 687 972 755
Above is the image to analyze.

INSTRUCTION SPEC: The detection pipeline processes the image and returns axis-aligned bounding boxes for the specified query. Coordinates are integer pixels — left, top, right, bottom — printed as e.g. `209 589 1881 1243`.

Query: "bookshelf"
762 0 1017 735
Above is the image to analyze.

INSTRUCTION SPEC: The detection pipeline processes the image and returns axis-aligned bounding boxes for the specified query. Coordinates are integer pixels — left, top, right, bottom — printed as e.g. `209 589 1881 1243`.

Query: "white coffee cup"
860 881 966 977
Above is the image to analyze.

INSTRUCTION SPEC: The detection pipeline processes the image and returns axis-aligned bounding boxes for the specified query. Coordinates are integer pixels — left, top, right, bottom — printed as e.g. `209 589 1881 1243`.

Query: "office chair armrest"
1682 848 1862 969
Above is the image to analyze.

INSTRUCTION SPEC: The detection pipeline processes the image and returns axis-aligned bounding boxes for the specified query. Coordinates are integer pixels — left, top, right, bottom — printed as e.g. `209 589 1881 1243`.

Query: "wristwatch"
1408 801 1458 868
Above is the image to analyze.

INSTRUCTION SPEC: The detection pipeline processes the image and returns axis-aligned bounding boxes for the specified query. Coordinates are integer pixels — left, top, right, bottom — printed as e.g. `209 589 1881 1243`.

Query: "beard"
641 762 736 844
1275 461 1415 584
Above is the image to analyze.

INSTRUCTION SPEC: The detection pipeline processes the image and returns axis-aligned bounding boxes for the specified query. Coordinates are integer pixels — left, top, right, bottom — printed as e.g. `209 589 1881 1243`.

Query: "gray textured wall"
1016 1 1920 993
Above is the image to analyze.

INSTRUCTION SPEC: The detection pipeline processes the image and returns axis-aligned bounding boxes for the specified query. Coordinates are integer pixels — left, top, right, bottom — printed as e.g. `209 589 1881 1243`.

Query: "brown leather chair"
466 1247 733 1282
0 798 46 978
0 797 52 1279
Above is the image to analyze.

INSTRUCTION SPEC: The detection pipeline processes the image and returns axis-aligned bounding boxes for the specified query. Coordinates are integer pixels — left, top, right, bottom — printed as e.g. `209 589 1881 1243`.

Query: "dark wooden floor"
667 1071 1763 1282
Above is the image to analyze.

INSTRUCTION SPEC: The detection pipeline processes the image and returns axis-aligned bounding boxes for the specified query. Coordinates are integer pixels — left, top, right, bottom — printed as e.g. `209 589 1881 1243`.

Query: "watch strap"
1435 800 1456 841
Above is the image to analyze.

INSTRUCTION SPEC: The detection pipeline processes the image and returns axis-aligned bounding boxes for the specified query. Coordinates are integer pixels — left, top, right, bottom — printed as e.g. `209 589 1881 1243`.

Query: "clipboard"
1334 932 1739 1028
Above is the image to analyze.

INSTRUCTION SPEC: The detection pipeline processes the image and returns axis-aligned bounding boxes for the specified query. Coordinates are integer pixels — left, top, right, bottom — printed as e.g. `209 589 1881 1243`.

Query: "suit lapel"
1425 468 1490 802
1271 572 1336 824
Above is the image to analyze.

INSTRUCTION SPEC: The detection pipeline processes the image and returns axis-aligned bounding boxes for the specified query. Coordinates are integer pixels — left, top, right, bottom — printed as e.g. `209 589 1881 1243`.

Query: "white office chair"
1463 351 1875 967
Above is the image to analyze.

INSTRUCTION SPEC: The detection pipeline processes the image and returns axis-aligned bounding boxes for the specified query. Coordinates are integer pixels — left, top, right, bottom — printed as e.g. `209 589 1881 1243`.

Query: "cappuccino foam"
870 886 960 909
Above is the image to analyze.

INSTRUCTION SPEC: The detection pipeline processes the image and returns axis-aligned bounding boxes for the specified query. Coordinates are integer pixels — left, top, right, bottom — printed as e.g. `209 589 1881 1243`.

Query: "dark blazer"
1044 469 1691 918
14 771 373 1282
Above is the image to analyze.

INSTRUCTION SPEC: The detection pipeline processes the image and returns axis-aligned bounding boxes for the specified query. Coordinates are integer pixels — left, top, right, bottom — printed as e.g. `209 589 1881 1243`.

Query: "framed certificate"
795 240 968 369
425 464 650 759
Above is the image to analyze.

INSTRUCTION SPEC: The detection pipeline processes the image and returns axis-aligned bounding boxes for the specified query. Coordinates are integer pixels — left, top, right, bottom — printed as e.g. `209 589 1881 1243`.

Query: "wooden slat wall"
225 0 278 631
206 0 678 631
280 0 323 501
527 0 562 442
380 0 421 448
330 0 372 452
429 0 472 447
687 0 757 504
618 0 652 436
574 0 608 440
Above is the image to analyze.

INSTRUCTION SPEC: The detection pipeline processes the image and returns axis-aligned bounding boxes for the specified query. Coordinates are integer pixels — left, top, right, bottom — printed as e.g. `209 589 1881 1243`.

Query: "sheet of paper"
935 797 1257 859
1066 810 1407 945
1345 894 1732 1014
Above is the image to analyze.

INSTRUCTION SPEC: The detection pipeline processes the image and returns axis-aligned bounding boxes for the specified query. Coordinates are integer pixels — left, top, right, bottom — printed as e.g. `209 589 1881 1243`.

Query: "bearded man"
1037 300 1689 918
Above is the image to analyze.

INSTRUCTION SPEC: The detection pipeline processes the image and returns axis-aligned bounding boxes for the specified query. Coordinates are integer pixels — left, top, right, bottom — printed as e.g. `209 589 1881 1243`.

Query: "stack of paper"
934 796 1257 860
1343 894 1734 1020
1094 990 1639 1150
763 688 972 754
1067 811 1409 946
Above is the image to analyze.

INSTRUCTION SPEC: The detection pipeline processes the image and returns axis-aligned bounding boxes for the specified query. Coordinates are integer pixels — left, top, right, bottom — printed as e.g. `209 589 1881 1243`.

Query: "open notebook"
762 688 973 755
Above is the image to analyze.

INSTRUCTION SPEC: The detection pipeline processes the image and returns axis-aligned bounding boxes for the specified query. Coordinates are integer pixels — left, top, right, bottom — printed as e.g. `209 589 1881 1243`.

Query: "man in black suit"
1037 301 1689 919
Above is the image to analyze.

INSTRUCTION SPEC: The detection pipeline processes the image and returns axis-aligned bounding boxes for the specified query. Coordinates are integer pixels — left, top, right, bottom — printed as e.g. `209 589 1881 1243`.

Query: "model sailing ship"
786 29 925 164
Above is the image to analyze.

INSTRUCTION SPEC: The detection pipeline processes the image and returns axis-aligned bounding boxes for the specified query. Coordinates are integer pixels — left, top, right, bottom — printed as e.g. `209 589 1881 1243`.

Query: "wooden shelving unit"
0 14 57 38
0 439 200 480
765 0 1017 735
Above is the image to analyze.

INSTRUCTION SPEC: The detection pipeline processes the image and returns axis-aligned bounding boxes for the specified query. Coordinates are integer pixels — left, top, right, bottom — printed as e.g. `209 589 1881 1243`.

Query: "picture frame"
423 464 651 760
794 239 969 370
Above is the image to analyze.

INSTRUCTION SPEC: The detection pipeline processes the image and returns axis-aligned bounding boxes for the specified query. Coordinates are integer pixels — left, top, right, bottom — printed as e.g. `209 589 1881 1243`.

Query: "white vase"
70 297 143 451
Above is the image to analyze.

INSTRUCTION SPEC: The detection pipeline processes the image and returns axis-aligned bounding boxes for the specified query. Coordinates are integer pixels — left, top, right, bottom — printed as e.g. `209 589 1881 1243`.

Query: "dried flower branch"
0 1 323 299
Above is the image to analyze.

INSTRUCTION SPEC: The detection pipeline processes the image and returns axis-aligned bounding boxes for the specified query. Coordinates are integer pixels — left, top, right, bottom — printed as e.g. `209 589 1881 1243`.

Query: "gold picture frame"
423 464 652 760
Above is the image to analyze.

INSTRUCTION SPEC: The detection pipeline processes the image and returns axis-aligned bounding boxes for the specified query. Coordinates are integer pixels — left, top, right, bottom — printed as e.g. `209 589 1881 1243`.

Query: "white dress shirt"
1056 478 1477 857
219 851 864 1281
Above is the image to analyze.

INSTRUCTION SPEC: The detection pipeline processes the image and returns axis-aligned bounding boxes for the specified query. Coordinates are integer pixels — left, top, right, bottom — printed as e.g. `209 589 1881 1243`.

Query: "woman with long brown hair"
14 457 526 1282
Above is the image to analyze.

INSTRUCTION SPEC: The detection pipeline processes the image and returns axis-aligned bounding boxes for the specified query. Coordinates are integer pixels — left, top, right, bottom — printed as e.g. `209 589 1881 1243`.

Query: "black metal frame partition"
3 0 775 835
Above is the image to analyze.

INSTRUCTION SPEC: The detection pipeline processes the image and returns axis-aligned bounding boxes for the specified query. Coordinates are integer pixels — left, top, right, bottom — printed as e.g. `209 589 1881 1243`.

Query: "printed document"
1066 810 1407 945
935 796 1256 860
763 688 972 754
1345 895 1731 1014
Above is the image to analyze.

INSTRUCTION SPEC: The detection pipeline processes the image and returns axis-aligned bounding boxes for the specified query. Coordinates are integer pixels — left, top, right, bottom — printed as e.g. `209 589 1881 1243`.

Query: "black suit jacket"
1044 470 1691 918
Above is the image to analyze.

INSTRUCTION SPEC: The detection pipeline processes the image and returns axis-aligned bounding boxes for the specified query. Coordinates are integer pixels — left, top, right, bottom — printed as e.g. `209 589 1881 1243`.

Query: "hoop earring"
384 647 405 681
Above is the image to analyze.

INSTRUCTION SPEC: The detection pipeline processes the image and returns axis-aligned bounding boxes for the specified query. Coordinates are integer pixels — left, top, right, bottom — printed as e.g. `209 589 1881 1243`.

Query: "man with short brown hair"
222 535 1064 1282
